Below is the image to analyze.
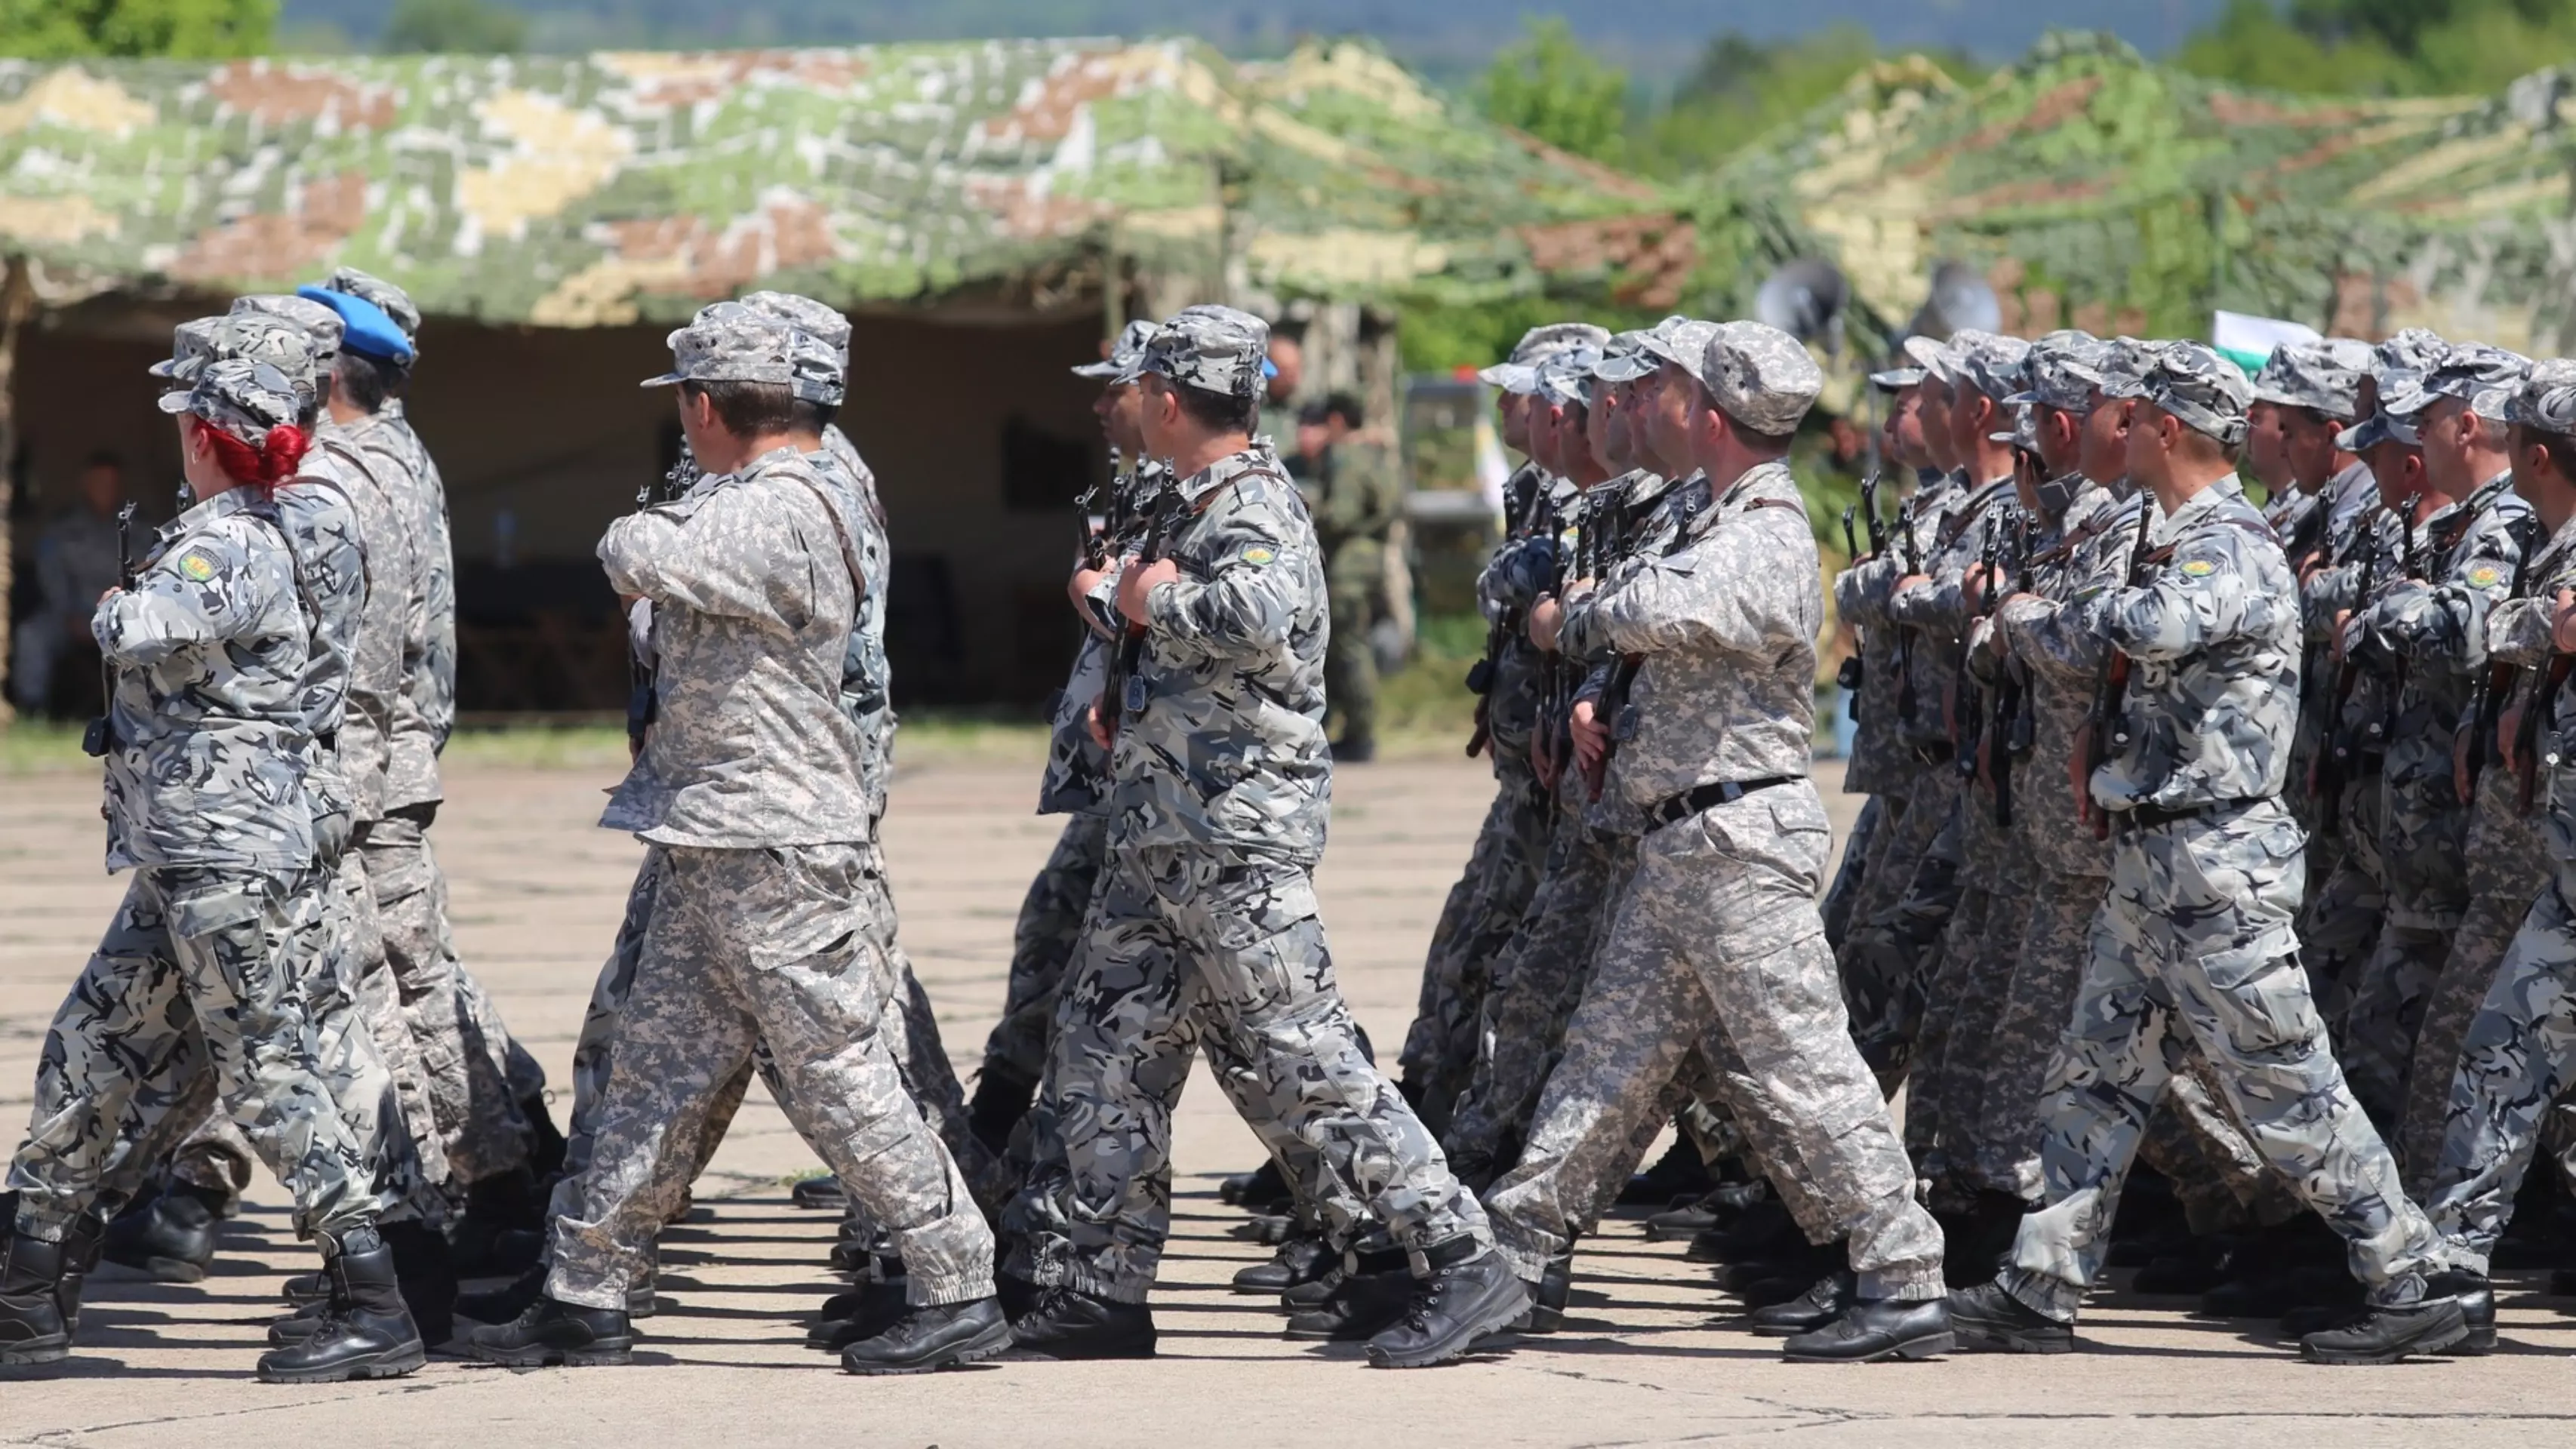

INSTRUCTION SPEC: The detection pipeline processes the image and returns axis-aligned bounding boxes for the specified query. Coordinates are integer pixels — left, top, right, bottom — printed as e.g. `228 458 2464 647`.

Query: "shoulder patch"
2178 558 2217 579
178 552 218 582
1237 544 1277 566
2466 562 2504 589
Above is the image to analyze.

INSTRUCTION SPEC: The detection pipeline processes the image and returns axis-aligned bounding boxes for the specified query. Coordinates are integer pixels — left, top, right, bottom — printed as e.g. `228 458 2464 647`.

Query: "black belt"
2113 797 2260 832
1648 777 1801 829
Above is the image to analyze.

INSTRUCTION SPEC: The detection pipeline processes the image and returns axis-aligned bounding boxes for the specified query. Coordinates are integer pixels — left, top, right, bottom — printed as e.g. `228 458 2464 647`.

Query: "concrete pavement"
2 752 2571 1447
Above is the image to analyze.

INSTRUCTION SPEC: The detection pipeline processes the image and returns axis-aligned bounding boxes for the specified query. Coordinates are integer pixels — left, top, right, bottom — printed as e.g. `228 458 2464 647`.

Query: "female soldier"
0 358 423 1383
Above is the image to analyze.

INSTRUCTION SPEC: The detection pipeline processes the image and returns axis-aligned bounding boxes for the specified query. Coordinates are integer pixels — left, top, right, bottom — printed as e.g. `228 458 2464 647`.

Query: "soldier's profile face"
2366 441 2424 509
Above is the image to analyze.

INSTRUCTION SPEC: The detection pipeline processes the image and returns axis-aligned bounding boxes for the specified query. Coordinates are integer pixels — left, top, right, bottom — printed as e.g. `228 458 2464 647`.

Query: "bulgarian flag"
2213 310 2322 377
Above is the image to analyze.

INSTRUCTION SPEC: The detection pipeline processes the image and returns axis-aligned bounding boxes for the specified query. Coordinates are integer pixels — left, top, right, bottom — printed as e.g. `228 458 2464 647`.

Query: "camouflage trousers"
2421 861 2576 1274
557 843 1010 1265
2339 774 2474 1131
362 813 543 1186
980 813 1109 1089
549 843 994 1311
1839 767 1963 1083
2399 771 2550 1191
2299 768 2390 1027
2136 1063 2305 1234
1026 843 1488 1303
1820 793 1885 952
1441 805 1633 1186
1961 864 2109 1202
1999 801 2441 1321
9 867 397 1244
1399 764 1550 1137
1910 793 2029 1198
1485 781 1946 1300
1325 571 1380 749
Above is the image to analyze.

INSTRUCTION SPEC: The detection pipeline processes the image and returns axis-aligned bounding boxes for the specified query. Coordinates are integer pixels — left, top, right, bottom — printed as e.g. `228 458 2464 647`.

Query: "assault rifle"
1078 448 1121 572
1891 498 1919 727
1980 507 2036 827
2371 496 2425 762
1836 504 1866 707
624 448 697 755
1953 521 2005 781
1537 491 1599 798
1101 466 1177 743
80 502 140 759
1467 470 1544 758
2466 514 2544 798
2075 498 2158 838
2310 521 2387 837
1590 488 1703 801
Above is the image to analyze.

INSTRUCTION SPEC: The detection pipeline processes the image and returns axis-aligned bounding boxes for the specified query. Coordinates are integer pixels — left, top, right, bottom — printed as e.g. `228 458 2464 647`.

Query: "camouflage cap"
2375 328 2449 383
1869 363 1926 390
229 294 343 361
1587 328 1658 384
1534 346 1606 407
1140 304 1270 399
641 301 804 390
2336 408 2422 452
1697 321 1824 436
155 356 305 447
2009 335 2109 413
2506 357 2576 436
323 268 420 348
2249 341 2368 419
1899 334 1949 381
209 314 328 414
730 293 848 405
149 316 223 385
2125 341 2253 445
2417 342 2531 421
1634 317 1724 386
1948 333 2033 402
1989 404 2042 453
1074 318 1160 380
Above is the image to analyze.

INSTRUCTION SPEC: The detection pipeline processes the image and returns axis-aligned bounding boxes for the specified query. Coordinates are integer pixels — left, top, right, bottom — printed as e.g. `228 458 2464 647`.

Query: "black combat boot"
808 1276 909 1351
100 1181 227 1283
2299 1297 2468 1364
1618 1136 1713 1207
466 1294 635 1367
1282 1244 1416 1341
522 1091 568 1182
1232 1234 1333 1294
1364 1238 1531 1369
1941 1189 2033 1289
1944 1281 2075 1354
791 1174 848 1211
1750 1271 1857 1337
269 1219 457 1348
1006 1286 1156 1360
1518 1249 1574 1334
454 1261 652 1324
254 1225 429 1383
965 1065 1038 1156
2129 1232 2236 1295
1780 1295 1954 1362
1218 1159 1291 1213
0 1229 77 1364
447 1168 546 1276
839 1297 1014 1375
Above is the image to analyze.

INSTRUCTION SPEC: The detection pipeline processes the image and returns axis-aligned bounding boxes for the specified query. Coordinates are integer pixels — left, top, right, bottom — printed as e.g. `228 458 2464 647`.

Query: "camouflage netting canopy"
1686 30 2576 361
0 38 1673 325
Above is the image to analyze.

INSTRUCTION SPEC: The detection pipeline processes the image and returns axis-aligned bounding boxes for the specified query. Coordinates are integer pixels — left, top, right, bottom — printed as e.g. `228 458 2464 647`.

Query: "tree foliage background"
0 0 275 57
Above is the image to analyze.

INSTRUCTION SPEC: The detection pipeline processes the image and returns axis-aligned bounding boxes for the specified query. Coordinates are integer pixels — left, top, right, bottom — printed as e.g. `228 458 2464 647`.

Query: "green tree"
2181 0 2576 95
0 0 275 58
382 0 528 54
1632 25 1928 178
1474 17 1631 163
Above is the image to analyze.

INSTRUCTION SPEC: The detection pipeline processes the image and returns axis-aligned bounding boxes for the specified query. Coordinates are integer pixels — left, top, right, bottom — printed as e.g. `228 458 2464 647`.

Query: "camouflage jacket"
1567 467 1694 834
1888 470 2017 751
1042 459 1171 817
2346 472 2532 795
1995 477 2145 875
600 445 874 848
1473 463 1569 765
2067 477 2302 814
1112 441 1331 863
1562 460 1817 812
94 487 315 874
340 409 454 811
303 432 410 823
1302 437 1403 563
270 474 368 853
820 426 896 823
2488 512 2576 863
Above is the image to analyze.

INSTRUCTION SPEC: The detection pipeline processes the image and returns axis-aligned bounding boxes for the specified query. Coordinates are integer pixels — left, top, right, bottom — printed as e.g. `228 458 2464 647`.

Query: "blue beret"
295 284 414 365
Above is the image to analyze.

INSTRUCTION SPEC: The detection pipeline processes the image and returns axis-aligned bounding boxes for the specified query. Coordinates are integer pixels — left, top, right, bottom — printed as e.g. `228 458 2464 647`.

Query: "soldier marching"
17 281 2576 1381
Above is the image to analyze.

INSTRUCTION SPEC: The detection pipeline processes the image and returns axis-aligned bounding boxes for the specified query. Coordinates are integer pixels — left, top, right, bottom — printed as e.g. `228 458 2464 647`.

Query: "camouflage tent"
1685 31 2576 362
0 38 1670 325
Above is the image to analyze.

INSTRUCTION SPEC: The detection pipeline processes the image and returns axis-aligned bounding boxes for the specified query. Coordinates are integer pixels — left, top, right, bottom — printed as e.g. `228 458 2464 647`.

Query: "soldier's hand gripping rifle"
2310 524 2386 837
1100 468 1177 746
81 502 140 759
2467 514 2543 798
2075 499 2158 838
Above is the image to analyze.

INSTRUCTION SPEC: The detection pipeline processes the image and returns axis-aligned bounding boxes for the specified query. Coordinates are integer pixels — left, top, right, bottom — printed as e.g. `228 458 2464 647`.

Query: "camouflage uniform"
2418 365 2576 1269
1306 435 1404 750
11 363 393 1247
548 315 993 1312
322 270 547 1187
1996 347 2442 1323
1020 307 1489 1303
1484 327 1945 1300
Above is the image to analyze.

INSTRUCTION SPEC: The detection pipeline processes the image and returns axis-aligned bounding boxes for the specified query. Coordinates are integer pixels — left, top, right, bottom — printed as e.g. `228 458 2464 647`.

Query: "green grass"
0 721 94 775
